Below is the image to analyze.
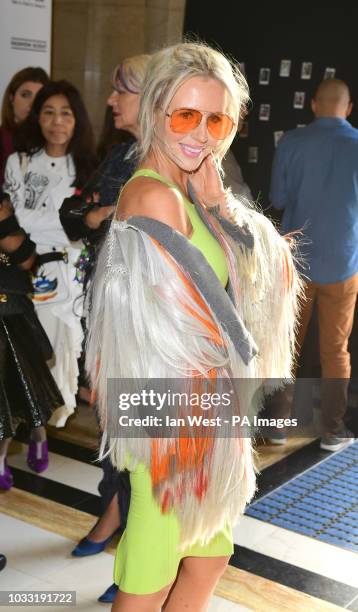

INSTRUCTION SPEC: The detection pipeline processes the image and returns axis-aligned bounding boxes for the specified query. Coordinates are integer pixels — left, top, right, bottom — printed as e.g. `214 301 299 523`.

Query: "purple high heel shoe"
0 461 14 490
27 440 49 473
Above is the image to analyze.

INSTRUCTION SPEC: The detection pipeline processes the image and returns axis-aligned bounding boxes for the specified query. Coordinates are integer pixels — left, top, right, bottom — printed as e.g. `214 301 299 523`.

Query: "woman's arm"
85 205 115 229
0 196 36 270
118 178 193 237
59 194 114 241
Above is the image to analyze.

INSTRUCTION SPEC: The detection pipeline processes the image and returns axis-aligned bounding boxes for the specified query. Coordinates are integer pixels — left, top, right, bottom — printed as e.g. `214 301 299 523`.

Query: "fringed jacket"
86 186 301 549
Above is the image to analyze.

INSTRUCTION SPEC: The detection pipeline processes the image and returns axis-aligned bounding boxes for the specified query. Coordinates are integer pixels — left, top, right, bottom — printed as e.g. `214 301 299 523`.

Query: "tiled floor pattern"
247 442 358 552
7 442 358 590
233 516 358 589
0 406 357 610
0 512 346 612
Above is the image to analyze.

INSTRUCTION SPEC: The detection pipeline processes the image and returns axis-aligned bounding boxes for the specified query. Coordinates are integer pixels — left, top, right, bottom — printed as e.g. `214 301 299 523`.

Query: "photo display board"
184 3 358 206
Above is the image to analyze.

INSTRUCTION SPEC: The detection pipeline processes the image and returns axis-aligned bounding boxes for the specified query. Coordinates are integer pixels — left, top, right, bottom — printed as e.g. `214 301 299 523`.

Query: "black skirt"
0 300 64 440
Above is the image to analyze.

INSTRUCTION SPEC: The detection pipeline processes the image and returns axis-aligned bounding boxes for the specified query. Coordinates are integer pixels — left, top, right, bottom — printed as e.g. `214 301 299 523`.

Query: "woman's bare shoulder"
116 177 187 232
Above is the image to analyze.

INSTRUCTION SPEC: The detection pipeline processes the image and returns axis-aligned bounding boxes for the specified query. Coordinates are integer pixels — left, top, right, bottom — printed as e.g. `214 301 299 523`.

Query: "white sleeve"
3 153 24 208
3 153 68 246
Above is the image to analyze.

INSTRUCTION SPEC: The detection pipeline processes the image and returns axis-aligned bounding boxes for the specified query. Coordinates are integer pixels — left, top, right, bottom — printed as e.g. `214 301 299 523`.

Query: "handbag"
31 249 70 306
31 250 70 306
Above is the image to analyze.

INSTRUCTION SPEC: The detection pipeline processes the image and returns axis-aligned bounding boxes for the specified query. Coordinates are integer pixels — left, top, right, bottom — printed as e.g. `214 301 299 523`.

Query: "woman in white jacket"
4 80 96 428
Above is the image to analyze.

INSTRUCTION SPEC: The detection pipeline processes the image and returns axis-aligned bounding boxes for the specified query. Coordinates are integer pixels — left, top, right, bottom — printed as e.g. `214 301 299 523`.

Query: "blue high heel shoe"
98 583 118 603
71 534 114 557
71 524 121 557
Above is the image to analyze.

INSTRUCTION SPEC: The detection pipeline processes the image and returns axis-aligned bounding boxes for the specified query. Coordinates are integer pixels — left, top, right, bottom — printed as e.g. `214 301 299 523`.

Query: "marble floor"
0 405 357 611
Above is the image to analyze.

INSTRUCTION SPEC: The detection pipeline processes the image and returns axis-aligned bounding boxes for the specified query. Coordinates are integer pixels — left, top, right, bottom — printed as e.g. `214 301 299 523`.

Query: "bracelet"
8 235 36 264
0 214 20 239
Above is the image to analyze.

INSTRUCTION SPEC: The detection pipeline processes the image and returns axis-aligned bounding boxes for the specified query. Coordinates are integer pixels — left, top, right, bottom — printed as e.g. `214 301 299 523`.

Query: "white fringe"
86 208 301 548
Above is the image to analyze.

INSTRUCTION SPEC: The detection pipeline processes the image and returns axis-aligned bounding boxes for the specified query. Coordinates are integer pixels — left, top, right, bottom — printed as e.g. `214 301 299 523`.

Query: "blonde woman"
87 42 300 611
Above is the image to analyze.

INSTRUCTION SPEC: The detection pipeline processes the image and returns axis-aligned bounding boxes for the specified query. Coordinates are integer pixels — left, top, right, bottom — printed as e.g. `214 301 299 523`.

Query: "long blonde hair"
138 42 249 162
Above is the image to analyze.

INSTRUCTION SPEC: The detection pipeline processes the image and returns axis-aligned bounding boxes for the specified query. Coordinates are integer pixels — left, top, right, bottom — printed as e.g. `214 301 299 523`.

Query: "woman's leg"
30 425 46 443
163 556 230 612
89 492 120 542
111 583 172 612
0 437 11 474
28 425 48 472
110 555 228 612
0 437 13 489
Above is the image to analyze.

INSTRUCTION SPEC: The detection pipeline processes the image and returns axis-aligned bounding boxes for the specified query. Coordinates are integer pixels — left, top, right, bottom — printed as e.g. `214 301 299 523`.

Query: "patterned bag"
17 153 72 307
31 252 70 306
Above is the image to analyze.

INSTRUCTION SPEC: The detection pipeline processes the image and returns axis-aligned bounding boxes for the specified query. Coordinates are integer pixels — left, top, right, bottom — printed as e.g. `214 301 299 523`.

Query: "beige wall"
52 0 186 139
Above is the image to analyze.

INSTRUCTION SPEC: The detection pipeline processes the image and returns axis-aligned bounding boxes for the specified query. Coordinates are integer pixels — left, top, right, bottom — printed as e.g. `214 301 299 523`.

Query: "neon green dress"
114 169 232 594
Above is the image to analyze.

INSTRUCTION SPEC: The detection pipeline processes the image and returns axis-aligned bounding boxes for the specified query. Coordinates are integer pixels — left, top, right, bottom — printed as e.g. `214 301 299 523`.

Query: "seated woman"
87 42 301 610
0 192 63 489
3 80 96 428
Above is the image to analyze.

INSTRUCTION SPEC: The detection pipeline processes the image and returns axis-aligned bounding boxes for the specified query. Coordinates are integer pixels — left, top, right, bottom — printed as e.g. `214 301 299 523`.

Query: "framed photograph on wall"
279 59 291 77
293 92 306 109
324 67 336 79
259 67 271 85
259 104 271 121
301 62 312 79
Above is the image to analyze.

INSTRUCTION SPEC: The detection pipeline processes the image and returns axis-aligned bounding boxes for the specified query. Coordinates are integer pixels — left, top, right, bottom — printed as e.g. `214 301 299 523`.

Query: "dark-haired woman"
3 80 96 428
0 66 49 185
0 193 63 489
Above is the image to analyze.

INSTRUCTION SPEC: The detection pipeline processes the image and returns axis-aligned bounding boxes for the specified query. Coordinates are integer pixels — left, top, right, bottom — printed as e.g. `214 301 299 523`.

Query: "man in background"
270 79 358 451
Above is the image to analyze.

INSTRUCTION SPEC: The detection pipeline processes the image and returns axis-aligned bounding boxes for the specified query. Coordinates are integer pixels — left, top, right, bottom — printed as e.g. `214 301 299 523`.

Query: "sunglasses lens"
169 109 234 139
170 109 202 133
207 113 234 139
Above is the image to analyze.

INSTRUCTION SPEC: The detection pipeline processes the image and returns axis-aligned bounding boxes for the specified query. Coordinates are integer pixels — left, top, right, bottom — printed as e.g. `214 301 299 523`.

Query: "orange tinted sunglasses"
165 108 235 140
